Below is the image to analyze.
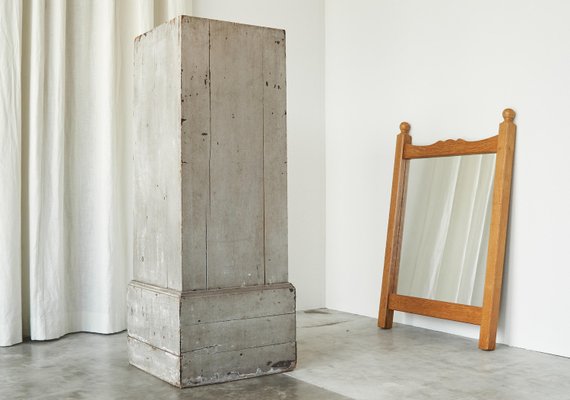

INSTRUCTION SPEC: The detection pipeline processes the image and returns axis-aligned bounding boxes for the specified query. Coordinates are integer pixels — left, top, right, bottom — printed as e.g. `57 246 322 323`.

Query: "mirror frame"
378 109 516 350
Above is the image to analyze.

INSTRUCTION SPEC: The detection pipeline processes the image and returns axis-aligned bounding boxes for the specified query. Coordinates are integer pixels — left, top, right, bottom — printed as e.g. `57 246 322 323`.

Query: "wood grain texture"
128 280 296 387
207 20 265 288
182 313 295 353
378 122 411 328
263 28 288 284
180 282 295 326
388 294 482 325
403 135 498 159
133 19 182 290
180 16 210 290
479 109 516 350
127 282 180 355
134 17 289 292
181 342 296 387
128 336 182 387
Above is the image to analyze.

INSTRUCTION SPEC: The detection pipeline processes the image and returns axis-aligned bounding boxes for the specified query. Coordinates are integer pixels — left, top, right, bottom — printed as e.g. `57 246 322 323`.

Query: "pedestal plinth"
128 16 295 387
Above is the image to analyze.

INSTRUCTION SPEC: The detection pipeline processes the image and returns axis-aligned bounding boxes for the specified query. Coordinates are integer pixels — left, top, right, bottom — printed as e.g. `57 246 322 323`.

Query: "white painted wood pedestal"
127 16 296 388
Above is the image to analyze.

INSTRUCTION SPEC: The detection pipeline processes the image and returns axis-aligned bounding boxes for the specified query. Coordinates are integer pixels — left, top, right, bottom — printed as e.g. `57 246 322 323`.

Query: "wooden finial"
502 108 516 122
400 122 411 134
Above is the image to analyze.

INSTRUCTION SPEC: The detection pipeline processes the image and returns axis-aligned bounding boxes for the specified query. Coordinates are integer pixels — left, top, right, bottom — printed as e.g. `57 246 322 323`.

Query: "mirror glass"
396 154 496 307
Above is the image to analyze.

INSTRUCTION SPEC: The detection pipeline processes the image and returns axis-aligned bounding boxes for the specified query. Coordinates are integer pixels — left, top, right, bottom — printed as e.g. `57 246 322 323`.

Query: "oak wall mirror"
378 109 516 350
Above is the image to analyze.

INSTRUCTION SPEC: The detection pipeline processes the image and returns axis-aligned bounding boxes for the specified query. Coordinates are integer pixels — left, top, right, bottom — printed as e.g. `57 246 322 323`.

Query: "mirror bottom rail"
388 294 482 325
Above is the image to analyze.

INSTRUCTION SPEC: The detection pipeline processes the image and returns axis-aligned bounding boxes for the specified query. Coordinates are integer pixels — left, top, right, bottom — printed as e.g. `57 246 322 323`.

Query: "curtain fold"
0 0 23 347
1 0 193 347
26 0 68 341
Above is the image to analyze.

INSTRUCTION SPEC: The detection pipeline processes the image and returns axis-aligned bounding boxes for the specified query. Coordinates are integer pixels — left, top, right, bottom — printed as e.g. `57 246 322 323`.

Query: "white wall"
325 0 570 357
192 0 326 310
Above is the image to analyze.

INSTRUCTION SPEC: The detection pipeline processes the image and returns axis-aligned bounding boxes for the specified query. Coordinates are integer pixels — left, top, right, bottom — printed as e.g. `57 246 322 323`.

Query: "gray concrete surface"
2 309 570 399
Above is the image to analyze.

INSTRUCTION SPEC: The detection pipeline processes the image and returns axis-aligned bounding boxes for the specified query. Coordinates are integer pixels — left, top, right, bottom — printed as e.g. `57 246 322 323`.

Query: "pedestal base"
127 281 297 387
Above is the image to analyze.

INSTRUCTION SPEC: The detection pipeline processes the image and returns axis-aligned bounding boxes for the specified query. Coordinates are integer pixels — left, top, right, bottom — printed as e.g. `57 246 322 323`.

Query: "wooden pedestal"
128 16 295 387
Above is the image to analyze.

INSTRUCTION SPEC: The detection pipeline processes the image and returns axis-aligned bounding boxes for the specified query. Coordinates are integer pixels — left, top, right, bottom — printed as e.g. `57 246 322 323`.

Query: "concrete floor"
1 310 570 400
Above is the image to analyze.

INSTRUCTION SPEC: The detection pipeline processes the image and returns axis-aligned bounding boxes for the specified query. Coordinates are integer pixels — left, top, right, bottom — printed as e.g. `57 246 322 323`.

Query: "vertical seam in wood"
262 31 267 285
206 21 211 290
178 291 182 379
177 17 182 290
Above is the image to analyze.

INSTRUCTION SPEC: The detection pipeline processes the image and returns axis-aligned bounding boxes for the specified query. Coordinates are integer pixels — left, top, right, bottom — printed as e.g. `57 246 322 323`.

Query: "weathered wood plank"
182 313 295 353
263 28 288 284
180 283 295 326
181 342 296 387
133 20 182 290
128 336 181 387
127 283 181 354
207 21 265 289
180 16 210 290
128 281 296 355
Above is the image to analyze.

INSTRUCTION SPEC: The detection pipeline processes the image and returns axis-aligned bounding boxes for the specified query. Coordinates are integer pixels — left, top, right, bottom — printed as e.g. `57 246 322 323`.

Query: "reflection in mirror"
396 154 496 307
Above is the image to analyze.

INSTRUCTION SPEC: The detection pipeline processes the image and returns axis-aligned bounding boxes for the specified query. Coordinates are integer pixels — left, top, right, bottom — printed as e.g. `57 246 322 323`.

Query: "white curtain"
0 0 193 347
397 154 496 307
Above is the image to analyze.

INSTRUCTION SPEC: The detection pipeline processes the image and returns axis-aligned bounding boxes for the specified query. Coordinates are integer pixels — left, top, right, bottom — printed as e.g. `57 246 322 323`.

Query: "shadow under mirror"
397 154 496 307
